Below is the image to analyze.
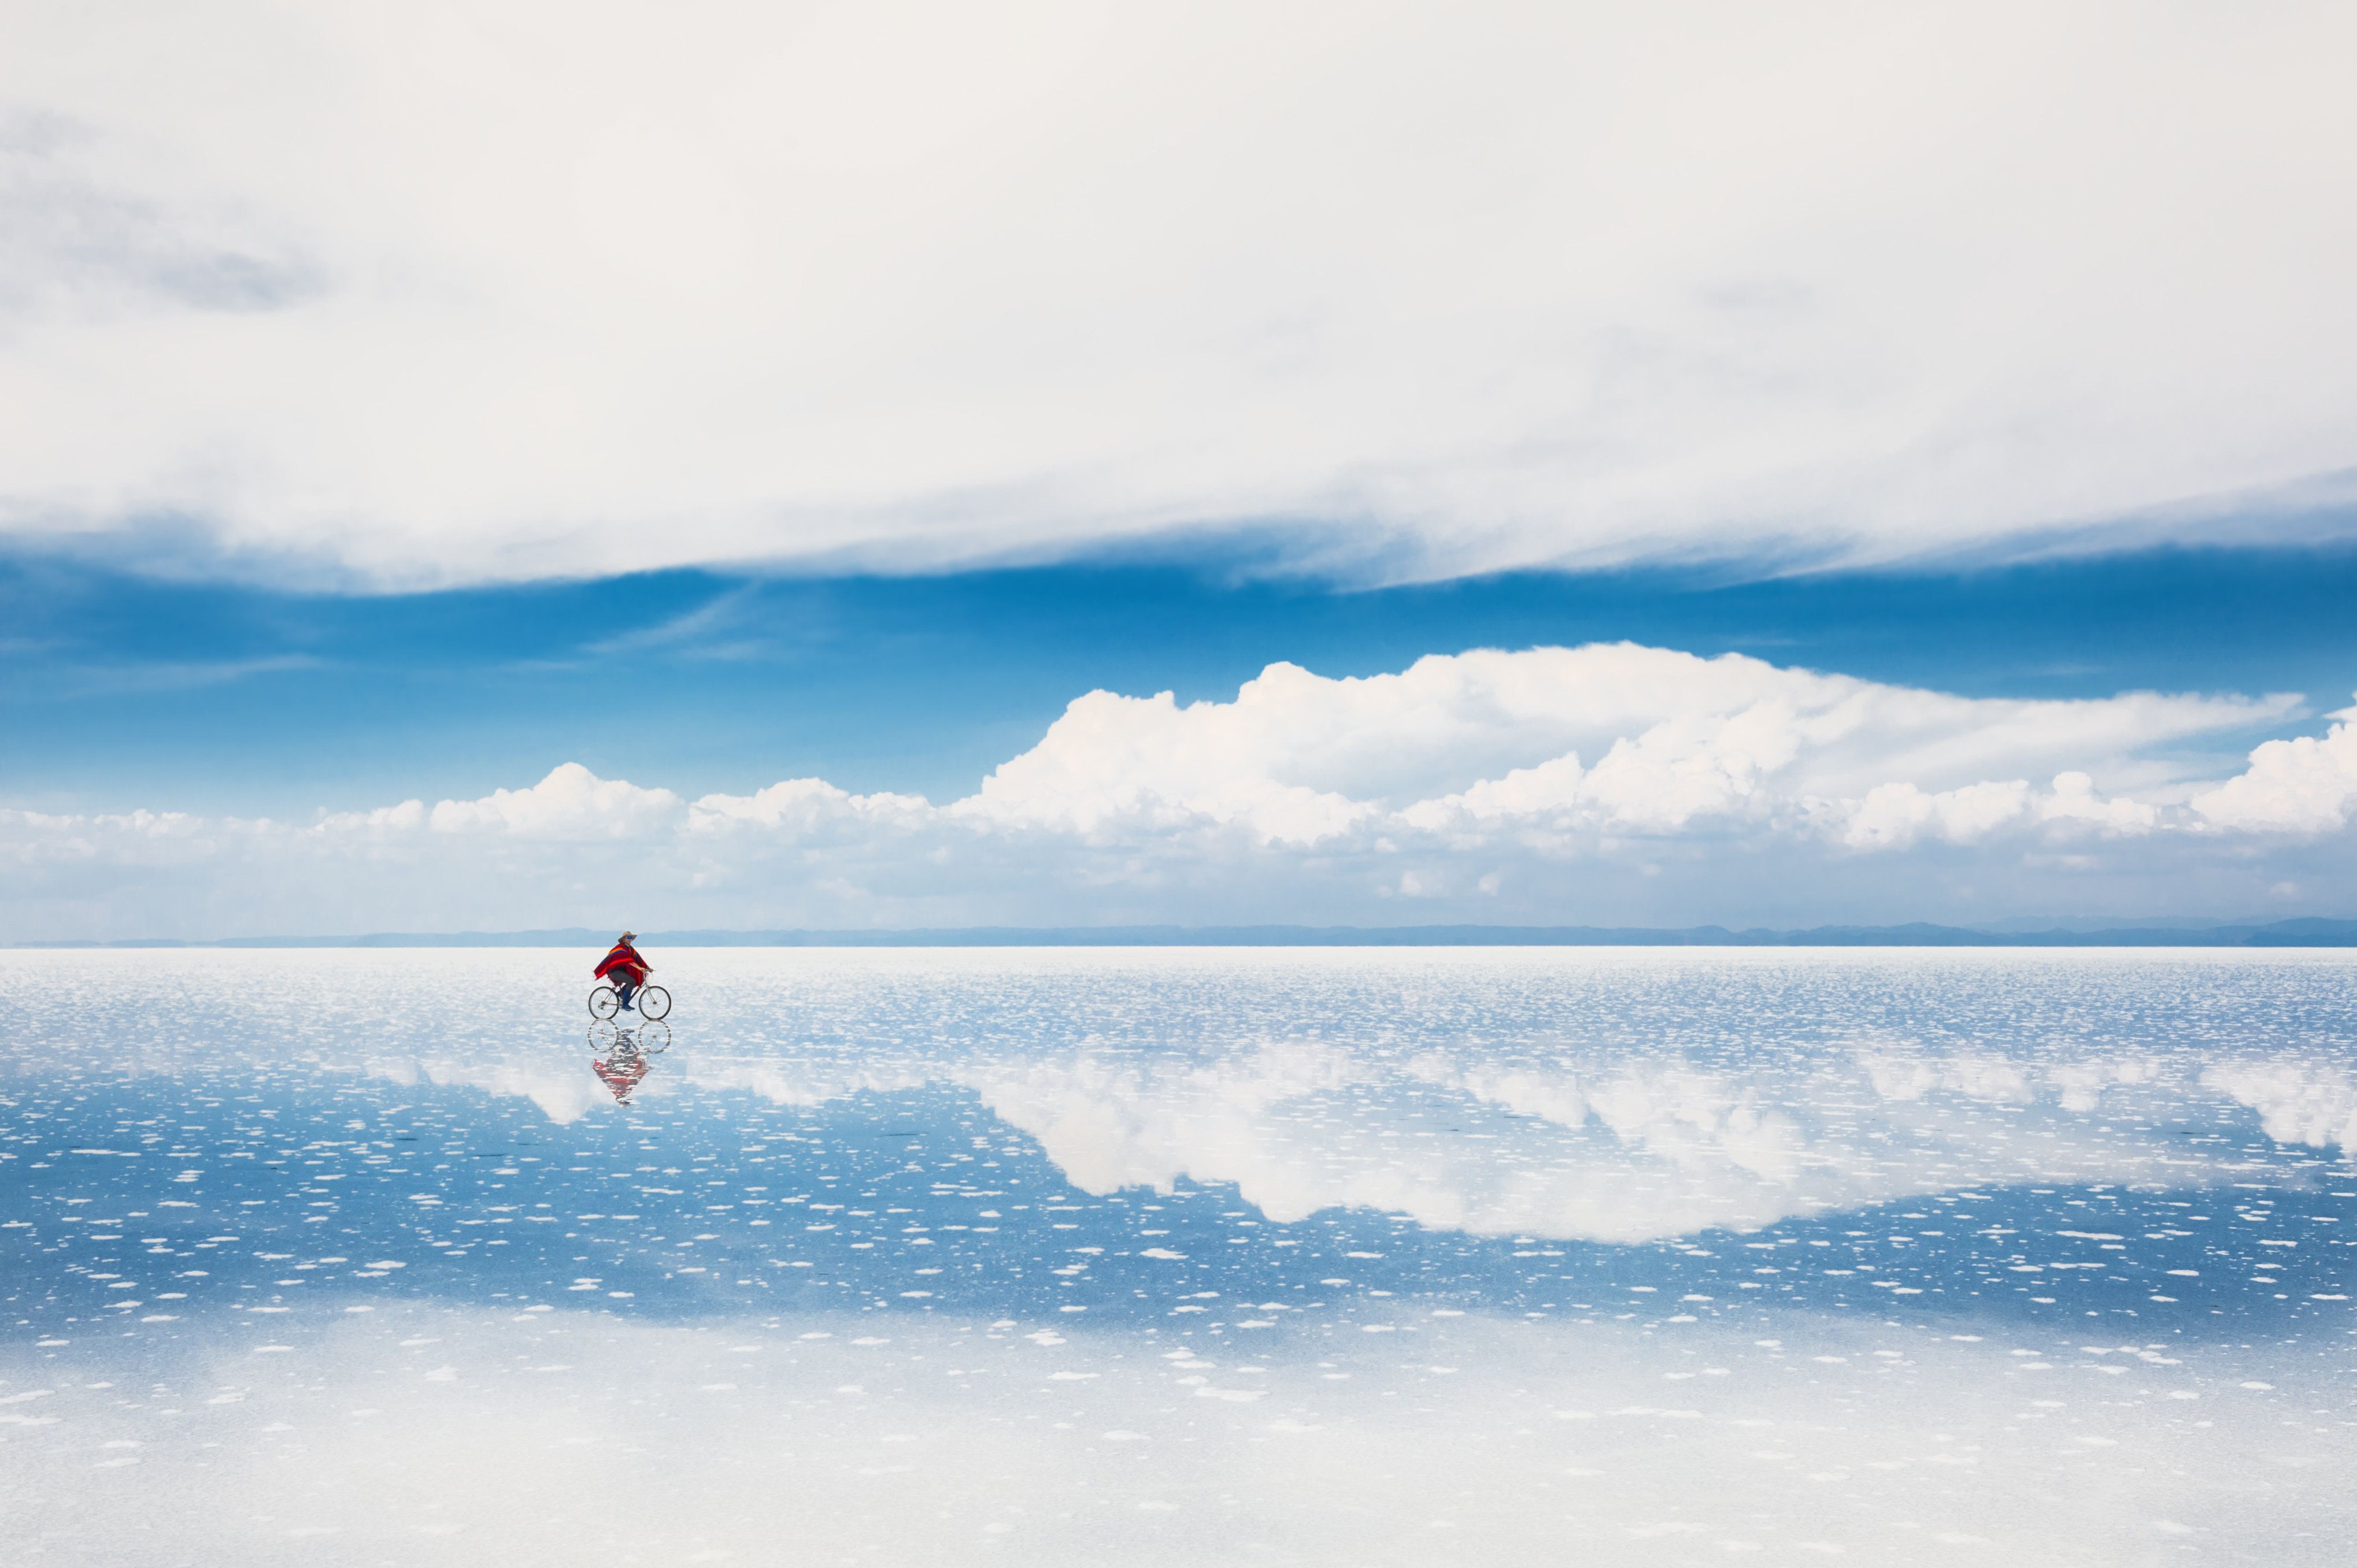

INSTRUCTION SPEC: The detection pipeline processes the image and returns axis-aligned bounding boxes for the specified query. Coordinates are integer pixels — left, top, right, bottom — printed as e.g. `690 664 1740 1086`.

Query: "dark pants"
614 976 639 1011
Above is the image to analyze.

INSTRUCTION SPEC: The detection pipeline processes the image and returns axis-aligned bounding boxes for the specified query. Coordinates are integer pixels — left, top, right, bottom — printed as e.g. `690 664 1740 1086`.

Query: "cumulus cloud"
693 778 934 835
319 762 686 838
421 763 684 837
2 4 2355 587
968 645 2285 847
2191 701 2357 834
0 643 2348 939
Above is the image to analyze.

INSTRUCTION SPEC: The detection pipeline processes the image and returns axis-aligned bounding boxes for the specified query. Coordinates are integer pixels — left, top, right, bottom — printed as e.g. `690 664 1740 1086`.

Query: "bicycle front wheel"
638 985 671 1021
589 985 620 1021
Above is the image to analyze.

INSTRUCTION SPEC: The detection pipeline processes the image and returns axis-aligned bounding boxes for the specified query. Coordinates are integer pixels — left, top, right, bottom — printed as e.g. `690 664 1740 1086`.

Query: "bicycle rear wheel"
589 985 620 1021
638 985 671 1021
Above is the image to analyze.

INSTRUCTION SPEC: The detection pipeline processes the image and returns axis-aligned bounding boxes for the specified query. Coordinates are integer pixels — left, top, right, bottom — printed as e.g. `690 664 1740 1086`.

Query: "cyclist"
594 931 653 1013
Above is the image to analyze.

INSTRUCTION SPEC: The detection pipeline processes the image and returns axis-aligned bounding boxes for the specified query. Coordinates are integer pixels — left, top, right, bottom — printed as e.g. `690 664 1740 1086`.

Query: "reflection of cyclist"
595 931 653 1013
593 1044 651 1104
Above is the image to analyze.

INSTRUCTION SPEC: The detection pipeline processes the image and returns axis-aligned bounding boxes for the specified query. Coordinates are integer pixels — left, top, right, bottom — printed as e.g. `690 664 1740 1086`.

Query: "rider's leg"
616 976 638 1011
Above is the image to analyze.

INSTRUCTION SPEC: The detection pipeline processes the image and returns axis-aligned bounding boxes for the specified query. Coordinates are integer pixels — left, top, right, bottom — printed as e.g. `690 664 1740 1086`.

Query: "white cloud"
2040 770 2162 833
959 680 1378 845
2191 701 2357 834
319 765 687 837
0 644 2347 939
972 644 2286 847
423 762 684 837
3 3 2355 586
693 778 936 835
1840 780 2033 850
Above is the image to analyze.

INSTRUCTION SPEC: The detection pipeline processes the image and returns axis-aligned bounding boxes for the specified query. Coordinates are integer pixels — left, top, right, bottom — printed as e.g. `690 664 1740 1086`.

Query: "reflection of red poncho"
595 942 647 984
593 1055 649 1103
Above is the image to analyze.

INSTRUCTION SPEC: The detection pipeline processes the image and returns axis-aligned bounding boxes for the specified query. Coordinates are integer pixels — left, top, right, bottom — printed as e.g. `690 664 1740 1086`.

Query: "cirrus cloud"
2 3 2355 587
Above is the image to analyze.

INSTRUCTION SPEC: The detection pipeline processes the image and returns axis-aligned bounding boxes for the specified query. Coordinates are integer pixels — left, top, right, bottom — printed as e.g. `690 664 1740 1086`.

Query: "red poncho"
594 941 646 983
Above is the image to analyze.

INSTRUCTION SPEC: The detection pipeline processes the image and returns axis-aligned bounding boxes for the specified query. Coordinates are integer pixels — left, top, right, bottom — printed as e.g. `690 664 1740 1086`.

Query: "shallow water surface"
3 948 2354 1564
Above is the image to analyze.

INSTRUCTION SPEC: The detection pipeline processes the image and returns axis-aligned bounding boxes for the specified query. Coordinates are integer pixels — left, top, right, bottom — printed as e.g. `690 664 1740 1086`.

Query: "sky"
4 1 2356 939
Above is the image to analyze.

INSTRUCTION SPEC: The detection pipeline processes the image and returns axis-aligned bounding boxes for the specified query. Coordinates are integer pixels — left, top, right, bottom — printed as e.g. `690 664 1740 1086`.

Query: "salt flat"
3 948 2353 1564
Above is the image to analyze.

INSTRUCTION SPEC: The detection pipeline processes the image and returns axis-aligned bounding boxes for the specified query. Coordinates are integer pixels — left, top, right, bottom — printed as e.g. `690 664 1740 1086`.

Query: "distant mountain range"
20 918 2357 948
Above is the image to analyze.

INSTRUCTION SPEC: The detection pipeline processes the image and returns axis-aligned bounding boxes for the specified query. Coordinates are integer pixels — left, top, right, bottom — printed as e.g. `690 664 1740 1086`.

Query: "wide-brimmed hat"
619 930 637 941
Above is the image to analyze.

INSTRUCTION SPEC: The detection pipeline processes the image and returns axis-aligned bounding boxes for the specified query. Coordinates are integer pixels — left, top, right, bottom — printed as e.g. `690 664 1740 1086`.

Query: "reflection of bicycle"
590 983 670 1021
589 1019 670 1053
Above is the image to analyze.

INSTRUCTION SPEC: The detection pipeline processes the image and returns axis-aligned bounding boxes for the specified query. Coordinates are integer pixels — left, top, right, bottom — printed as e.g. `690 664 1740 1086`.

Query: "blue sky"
7 543 2356 819
6 3 2357 937
8 537 2355 939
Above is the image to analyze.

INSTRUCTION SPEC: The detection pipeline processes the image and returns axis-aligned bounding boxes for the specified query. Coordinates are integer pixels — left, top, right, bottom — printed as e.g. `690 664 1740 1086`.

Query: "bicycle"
589 981 670 1021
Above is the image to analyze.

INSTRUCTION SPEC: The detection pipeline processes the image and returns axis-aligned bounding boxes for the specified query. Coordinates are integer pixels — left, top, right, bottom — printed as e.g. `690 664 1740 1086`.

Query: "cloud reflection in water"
5 948 2354 1563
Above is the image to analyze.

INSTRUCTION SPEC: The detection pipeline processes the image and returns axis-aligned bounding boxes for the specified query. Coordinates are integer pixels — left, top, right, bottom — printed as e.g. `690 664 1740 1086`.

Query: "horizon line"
12 917 2356 951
